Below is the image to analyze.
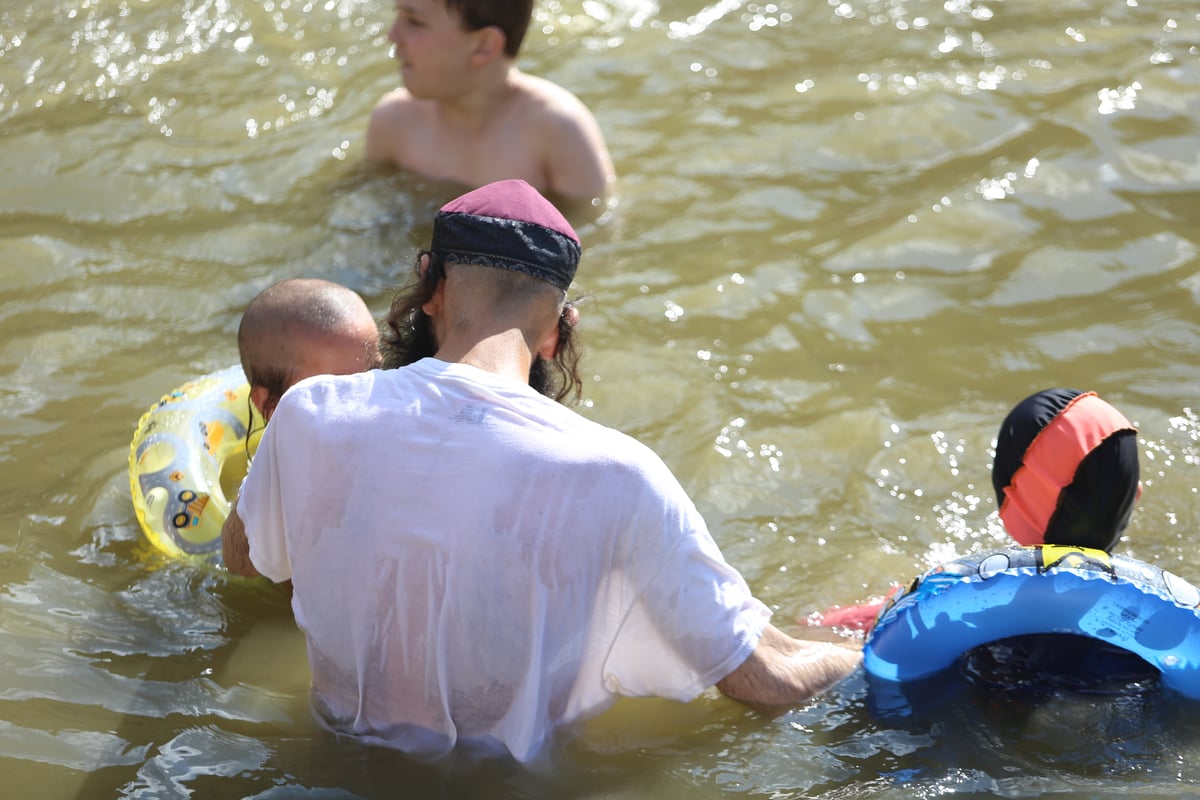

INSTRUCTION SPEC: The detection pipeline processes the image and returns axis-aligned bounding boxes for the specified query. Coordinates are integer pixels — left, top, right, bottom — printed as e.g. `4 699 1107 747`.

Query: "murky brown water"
2 0 1200 797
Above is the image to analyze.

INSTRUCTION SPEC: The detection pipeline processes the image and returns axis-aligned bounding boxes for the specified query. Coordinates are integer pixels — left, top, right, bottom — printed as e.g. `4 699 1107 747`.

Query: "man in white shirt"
222 179 860 762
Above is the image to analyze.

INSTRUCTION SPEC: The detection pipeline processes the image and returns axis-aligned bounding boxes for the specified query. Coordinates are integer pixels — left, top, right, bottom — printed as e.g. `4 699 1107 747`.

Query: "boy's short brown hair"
446 0 532 58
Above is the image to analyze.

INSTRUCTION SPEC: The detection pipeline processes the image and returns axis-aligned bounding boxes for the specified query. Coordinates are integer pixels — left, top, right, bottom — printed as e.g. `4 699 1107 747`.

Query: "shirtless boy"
365 0 615 206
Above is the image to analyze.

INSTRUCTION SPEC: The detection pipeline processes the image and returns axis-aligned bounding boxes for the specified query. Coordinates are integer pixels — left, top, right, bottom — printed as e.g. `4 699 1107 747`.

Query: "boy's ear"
468 26 506 66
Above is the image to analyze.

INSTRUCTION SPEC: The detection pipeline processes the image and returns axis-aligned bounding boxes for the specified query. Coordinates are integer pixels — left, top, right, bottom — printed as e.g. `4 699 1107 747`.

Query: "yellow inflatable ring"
128 365 261 563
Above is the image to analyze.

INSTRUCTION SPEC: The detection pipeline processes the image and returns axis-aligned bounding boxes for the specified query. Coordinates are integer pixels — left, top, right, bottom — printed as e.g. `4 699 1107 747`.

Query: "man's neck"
436 327 532 385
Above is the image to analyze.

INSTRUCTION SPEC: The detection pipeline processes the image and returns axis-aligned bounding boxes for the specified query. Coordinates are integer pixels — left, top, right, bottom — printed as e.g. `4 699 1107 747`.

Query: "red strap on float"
999 392 1135 545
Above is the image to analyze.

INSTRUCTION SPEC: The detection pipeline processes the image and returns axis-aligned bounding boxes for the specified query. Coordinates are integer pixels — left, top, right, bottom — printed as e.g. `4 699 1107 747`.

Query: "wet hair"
381 254 442 372
992 388 1140 552
381 252 585 404
445 0 533 58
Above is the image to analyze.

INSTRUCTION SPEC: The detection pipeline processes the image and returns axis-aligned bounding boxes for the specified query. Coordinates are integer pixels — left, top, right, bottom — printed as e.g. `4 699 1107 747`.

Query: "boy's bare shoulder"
366 88 436 162
509 72 599 128
365 72 613 201
372 87 414 114
508 72 614 201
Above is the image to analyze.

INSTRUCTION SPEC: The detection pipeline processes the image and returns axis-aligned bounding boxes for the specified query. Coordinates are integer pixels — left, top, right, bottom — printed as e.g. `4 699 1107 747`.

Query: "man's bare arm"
715 623 861 707
221 506 260 578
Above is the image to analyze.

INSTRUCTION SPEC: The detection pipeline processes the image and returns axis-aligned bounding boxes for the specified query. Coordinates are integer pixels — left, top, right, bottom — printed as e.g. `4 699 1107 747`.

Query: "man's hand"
221 506 261 578
715 623 861 707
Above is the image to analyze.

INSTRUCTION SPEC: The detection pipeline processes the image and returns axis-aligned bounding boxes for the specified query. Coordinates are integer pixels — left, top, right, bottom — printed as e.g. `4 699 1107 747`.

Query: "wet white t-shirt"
237 358 771 762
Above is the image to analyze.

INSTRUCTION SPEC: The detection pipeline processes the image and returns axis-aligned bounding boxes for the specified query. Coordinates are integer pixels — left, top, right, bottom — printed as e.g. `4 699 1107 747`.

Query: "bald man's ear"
250 385 276 422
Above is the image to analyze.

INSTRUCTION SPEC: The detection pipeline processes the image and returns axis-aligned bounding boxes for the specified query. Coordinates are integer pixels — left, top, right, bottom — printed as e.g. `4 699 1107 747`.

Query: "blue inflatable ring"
863 545 1200 698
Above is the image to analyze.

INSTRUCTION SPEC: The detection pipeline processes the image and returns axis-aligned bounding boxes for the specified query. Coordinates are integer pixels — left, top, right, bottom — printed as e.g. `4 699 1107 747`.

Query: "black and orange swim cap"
992 388 1140 552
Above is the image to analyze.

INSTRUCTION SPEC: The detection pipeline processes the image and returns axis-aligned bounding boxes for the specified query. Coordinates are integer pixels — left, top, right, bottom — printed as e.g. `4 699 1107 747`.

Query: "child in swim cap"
811 388 1141 632
992 388 1140 553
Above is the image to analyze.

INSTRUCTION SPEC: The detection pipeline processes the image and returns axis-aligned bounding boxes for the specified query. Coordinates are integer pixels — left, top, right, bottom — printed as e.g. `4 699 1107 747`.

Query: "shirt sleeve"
235 407 294 583
603 467 772 701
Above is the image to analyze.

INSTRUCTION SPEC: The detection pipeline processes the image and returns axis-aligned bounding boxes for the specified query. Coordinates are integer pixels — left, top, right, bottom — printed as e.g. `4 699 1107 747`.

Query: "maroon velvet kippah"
431 180 581 291
440 179 579 242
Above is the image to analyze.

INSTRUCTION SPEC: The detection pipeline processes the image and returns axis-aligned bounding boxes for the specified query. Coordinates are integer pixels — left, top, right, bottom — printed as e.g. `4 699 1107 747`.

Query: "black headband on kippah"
431 211 581 292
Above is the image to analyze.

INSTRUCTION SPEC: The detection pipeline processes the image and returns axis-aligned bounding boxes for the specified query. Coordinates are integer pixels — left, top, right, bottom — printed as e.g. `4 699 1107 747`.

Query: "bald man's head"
238 278 381 420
